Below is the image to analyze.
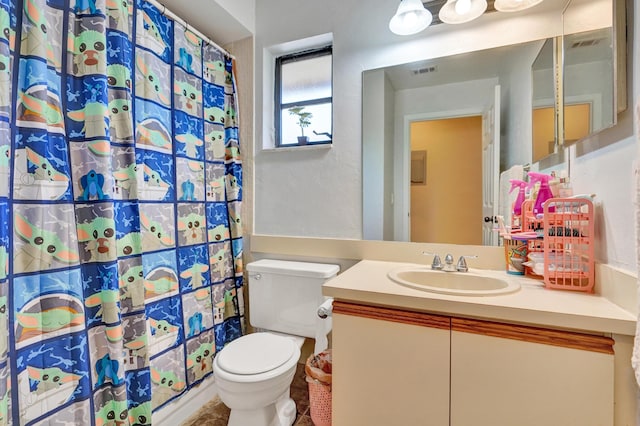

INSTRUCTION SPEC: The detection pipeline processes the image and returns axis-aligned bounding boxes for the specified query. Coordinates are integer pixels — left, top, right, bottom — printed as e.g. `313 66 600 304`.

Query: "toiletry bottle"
509 179 527 230
549 172 561 200
528 180 538 206
557 173 573 198
528 172 555 215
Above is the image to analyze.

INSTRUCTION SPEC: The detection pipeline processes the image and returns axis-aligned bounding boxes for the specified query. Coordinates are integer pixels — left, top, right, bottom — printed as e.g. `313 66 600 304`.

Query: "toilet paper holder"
317 298 334 319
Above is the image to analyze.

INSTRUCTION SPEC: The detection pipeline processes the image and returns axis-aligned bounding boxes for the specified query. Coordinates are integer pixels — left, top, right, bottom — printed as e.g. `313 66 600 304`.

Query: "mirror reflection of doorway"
532 102 591 161
409 116 483 244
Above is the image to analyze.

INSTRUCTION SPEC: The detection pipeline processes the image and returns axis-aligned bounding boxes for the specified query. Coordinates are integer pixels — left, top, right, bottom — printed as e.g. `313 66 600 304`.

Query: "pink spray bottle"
528 172 555 215
509 179 527 229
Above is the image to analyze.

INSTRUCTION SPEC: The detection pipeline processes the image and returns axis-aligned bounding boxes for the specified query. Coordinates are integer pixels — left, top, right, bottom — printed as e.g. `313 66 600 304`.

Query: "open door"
407 115 483 244
482 85 501 246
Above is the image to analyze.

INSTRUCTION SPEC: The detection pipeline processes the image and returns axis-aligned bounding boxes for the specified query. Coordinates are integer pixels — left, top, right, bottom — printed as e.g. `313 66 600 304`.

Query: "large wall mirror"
561 0 625 146
363 40 545 245
531 0 622 163
362 0 621 246
531 38 557 163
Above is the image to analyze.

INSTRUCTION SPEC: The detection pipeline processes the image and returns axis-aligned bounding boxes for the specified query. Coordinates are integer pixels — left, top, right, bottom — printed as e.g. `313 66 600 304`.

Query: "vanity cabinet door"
332 302 450 426
450 318 615 426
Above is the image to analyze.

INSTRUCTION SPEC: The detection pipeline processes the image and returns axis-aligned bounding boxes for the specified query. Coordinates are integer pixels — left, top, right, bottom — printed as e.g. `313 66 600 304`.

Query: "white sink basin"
387 267 521 296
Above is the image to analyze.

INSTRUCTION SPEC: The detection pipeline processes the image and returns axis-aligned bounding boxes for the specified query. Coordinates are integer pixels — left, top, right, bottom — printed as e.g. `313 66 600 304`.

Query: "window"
275 46 332 147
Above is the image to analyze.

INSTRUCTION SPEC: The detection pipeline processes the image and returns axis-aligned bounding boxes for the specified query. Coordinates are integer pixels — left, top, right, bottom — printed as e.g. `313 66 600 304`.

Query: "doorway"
409 116 483 244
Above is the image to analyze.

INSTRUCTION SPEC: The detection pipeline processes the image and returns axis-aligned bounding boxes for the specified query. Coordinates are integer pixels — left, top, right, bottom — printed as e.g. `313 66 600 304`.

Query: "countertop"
322 259 636 336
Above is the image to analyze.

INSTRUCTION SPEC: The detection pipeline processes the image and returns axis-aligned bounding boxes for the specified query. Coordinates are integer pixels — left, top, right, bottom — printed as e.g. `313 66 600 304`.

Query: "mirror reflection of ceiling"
381 43 525 90
564 28 613 64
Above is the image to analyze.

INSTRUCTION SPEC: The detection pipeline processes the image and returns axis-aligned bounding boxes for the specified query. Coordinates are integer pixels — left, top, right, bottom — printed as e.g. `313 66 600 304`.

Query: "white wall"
504 41 545 168
215 0 255 35
383 77 396 241
252 0 638 273
362 70 386 241
565 60 615 132
362 71 396 241
159 0 253 45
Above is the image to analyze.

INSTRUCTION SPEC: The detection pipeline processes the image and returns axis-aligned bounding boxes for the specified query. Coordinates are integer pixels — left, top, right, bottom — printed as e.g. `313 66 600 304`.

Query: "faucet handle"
422 252 443 270
432 255 443 270
456 255 478 272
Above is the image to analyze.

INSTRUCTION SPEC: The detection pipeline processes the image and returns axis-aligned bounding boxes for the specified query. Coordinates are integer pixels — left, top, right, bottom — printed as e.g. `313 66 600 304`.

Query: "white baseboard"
152 376 218 426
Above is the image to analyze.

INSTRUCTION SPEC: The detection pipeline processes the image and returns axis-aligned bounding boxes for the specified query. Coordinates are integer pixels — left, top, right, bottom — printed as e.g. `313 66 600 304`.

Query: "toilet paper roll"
317 298 334 319
314 298 333 355
314 316 331 355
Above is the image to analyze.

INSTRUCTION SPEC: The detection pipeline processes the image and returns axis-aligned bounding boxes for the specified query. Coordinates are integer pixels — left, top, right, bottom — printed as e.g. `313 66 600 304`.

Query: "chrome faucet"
423 252 477 272
455 255 477 272
443 254 455 271
422 252 443 270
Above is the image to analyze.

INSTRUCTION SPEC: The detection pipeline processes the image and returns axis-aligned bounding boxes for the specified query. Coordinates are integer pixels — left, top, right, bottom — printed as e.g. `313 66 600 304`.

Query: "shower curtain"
0 0 244 423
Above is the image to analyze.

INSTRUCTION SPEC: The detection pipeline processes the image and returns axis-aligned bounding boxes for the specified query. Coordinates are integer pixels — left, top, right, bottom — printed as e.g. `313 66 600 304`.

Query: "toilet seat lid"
217 333 297 375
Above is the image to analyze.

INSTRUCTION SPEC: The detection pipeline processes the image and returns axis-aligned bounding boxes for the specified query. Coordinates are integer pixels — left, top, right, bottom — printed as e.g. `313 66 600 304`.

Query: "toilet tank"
246 259 339 338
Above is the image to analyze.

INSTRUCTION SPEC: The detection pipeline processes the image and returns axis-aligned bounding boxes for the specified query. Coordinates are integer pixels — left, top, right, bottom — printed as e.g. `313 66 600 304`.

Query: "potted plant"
288 106 313 144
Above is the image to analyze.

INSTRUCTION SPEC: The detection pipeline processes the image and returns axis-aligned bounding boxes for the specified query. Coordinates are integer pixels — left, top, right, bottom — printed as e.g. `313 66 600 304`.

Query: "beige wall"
410 117 483 245
532 107 555 162
565 103 591 144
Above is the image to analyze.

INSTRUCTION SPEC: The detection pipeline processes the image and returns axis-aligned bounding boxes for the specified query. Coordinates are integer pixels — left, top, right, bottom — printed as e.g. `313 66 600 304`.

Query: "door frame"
397 107 484 242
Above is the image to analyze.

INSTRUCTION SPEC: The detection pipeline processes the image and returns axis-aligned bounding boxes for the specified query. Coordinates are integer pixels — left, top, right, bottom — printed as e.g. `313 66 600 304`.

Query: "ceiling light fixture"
455 0 472 15
439 0 488 24
389 0 433 35
494 0 544 12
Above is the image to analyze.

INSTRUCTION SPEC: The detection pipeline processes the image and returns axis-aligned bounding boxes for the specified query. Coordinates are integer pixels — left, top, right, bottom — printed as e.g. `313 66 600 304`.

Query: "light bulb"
389 0 432 36
455 0 472 15
403 11 418 28
494 0 543 12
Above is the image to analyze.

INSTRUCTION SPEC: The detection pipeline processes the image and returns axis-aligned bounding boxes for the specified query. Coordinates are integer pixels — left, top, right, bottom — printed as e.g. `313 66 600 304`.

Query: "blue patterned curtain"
0 0 244 423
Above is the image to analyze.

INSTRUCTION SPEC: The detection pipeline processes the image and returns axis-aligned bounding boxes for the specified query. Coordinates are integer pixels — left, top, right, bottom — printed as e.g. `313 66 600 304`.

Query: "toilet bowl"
213 260 339 426
213 332 303 426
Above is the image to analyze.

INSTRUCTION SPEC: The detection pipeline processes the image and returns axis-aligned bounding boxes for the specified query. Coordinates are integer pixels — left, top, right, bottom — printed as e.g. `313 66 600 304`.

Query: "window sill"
262 143 333 153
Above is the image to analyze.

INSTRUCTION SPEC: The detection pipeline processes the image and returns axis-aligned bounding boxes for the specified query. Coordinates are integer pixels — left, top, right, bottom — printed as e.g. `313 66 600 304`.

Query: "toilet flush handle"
249 273 261 280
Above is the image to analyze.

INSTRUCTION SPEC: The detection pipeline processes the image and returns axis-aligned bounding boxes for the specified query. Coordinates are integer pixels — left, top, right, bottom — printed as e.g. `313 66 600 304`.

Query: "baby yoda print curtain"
0 0 244 423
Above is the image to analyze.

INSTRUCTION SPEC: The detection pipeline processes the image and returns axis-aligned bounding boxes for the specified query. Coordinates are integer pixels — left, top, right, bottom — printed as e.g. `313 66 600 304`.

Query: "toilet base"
227 390 297 426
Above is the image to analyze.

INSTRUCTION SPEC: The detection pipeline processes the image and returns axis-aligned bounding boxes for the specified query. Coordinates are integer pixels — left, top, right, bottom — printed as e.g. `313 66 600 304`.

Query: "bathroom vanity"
323 260 636 426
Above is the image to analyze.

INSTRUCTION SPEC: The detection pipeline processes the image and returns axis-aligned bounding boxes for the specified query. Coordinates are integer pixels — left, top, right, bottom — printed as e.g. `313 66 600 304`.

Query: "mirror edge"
531 36 564 164
615 0 628 114
560 0 625 149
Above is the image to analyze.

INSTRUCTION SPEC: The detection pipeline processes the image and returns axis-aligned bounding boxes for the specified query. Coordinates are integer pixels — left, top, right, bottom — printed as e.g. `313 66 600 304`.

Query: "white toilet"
213 259 339 426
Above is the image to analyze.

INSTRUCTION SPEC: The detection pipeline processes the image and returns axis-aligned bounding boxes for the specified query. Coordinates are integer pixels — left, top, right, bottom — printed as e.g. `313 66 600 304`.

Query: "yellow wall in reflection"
410 116 482 245
532 104 591 162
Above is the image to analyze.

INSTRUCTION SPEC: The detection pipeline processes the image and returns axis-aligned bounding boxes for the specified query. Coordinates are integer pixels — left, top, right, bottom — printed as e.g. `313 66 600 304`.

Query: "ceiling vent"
412 65 438 75
570 38 603 49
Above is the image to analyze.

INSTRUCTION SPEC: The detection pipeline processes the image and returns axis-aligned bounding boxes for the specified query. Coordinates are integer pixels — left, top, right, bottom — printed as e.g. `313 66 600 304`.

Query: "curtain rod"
144 0 236 60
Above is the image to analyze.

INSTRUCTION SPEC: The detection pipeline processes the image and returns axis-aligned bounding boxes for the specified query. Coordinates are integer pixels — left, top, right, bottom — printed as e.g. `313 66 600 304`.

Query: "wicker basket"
306 350 332 426
307 378 332 426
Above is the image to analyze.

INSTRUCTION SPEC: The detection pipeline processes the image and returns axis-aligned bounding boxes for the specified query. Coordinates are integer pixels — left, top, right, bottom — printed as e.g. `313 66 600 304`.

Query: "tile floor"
182 363 314 426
